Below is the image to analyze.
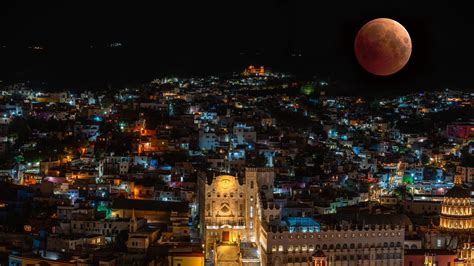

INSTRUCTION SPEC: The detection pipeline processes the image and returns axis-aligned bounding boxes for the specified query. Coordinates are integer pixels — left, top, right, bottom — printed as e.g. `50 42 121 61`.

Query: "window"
250 181 254 189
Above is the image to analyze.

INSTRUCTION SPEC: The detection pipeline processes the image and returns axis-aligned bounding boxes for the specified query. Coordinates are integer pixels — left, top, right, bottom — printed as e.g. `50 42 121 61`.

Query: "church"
198 168 273 261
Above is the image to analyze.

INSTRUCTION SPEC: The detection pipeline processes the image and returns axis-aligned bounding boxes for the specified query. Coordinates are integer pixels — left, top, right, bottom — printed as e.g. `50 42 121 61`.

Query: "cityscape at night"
0 2 474 266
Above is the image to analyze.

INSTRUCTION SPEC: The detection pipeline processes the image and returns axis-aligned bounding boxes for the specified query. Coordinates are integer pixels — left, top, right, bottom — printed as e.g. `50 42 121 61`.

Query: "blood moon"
354 18 412 76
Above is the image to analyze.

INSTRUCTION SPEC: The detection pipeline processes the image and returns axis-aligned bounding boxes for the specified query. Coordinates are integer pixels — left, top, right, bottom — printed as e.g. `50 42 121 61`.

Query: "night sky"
1 1 473 94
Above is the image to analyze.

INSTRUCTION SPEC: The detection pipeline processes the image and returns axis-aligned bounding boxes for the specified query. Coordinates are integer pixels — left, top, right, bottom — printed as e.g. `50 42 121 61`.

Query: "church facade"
199 168 264 256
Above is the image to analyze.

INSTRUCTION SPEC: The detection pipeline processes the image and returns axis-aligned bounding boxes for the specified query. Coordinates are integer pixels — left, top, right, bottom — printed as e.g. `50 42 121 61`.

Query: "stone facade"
199 170 259 256
259 225 405 266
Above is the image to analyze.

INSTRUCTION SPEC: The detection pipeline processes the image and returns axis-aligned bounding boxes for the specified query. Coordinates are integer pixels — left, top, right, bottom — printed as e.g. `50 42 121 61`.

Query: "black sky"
1 1 474 94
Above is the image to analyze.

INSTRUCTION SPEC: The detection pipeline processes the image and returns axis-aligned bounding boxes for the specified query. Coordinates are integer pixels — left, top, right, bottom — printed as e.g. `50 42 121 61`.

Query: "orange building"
243 65 265 76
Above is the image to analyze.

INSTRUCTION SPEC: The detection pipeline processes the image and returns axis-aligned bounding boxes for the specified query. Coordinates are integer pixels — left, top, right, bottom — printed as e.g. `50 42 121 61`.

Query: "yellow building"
439 174 474 231
168 250 205 266
198 169 259 257
243 65 266 76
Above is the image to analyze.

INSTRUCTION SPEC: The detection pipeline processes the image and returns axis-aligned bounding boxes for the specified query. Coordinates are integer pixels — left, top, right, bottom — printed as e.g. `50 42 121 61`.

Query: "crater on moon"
354 18 412 76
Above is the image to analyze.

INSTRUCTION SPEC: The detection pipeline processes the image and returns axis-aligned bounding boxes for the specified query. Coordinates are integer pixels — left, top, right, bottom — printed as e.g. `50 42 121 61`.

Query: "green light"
300 84 315 95
97 202 112 219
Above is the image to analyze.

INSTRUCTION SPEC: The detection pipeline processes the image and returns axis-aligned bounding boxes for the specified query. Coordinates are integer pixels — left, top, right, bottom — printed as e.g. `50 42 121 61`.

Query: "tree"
394 185 413 201
420 154 430 165
8 117 31 144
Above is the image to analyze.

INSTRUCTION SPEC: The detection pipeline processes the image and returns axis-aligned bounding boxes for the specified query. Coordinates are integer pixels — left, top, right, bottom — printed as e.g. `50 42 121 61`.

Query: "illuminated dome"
445 186 471 199
439 174 473 231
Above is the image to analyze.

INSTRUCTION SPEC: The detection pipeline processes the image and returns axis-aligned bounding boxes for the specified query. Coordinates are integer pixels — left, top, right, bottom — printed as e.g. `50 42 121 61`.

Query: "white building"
199 129 217 150
233 123 256 146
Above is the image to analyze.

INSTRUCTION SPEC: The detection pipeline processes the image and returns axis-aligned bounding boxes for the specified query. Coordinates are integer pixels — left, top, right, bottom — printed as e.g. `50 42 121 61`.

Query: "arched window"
390 242 395 247
396 242 401 247
322 244 328 250
342 244 348 249
383 242 388 248
329 244 334 250
336 244 341 249
287 245 294 252
350 243 355 249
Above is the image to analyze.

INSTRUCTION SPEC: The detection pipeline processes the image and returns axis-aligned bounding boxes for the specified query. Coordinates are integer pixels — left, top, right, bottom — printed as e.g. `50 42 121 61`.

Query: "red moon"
354 18 412 76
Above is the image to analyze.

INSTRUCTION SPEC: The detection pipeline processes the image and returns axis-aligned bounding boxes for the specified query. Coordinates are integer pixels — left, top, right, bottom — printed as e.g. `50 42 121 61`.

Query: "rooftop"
112 198 189 213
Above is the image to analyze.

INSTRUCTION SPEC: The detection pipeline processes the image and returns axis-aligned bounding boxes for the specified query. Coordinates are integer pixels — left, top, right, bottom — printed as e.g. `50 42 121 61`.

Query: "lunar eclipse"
355 18 412 76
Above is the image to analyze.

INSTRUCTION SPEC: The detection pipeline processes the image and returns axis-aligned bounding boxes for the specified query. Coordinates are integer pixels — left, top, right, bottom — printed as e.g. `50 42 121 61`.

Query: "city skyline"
0 2 474 266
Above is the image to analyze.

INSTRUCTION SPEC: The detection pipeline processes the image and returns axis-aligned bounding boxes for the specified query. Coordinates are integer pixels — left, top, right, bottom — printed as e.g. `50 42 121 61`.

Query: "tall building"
254 169 405 265
199 168 264 260
259 222 405 266
439 174 474 231
458 165 474 184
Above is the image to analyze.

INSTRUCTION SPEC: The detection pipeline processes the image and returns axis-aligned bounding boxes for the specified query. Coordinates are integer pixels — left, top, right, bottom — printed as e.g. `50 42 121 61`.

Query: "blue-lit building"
286 217 320 233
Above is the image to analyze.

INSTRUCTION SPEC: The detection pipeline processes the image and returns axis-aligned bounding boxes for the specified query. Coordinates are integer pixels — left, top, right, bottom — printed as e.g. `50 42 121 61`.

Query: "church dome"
445 185 471 199
439 174 474 232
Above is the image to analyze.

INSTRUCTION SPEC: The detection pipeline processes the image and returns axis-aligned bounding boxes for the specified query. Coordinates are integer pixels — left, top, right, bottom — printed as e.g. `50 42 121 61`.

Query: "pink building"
446 122 474 139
